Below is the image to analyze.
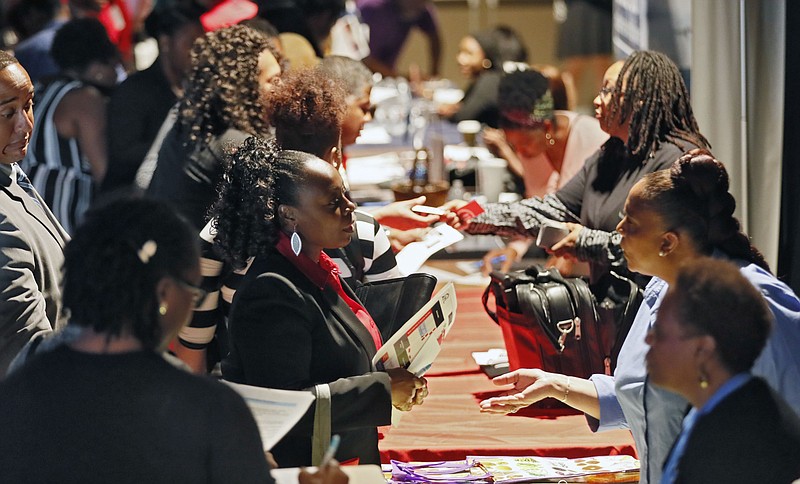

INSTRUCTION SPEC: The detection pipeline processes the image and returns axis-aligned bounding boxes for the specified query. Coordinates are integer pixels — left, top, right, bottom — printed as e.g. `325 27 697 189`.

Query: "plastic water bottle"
449 179 465 201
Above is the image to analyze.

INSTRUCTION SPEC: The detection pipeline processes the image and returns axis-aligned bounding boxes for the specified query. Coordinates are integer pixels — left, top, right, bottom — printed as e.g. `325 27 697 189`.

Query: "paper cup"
457 120 481 147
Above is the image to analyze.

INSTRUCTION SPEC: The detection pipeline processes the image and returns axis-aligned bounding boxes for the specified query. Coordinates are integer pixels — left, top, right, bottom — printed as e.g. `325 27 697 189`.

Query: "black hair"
177 25 282 161
211 136 319 268
239 16 280 38
143 1 205 39
471 25 528 72
497 69 552 128
51 18 119 73
639 149 770 272
670 257 772 374
610 50 709 159
7 0 61 40
62 198 199 350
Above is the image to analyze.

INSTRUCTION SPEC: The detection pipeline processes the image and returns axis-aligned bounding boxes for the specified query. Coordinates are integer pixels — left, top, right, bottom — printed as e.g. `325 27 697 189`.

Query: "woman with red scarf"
213 136 427 468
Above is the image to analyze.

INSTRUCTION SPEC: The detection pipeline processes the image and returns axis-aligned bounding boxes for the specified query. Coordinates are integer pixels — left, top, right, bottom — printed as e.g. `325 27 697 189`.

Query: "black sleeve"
450 74 500 125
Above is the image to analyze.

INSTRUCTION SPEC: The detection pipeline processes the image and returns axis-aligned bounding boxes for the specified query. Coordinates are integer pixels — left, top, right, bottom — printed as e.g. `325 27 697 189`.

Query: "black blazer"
222 250 392 467
671 377 800 484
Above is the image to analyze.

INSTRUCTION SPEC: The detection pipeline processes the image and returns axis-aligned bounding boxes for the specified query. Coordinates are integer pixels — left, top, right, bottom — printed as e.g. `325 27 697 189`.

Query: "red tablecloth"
379 285 637 463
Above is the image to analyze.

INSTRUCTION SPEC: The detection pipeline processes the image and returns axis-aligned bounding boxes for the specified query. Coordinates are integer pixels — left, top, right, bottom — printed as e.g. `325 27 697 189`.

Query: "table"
379 279 637 464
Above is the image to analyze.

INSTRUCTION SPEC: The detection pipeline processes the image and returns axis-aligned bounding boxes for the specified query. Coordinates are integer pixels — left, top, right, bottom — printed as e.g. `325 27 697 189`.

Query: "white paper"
223 382 315 451
372 282 457 377
271 465 386 484
396 224 465 276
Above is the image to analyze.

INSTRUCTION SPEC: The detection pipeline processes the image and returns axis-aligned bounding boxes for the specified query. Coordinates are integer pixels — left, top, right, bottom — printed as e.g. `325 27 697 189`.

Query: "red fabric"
378 284 637 464
200 0 258 31
275 232 383 350
97 0 133 63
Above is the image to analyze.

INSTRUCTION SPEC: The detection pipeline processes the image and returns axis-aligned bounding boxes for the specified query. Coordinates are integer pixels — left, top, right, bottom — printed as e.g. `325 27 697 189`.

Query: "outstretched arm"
479 368 600 419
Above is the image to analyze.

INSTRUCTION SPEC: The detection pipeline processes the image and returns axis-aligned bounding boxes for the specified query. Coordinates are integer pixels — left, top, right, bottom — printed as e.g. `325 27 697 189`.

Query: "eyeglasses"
598 85 616 96
171 276 208 309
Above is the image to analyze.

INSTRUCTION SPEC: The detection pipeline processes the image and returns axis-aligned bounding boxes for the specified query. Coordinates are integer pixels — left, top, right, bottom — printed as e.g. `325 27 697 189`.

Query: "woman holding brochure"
217 137 428 468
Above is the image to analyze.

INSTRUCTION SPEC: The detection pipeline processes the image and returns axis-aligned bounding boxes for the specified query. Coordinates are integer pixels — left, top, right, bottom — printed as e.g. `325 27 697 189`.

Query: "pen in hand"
319 434 340 469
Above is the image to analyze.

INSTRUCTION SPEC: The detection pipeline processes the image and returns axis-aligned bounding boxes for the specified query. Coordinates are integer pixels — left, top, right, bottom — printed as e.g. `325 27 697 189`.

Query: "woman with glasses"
453 50 709 288
0 198 276 482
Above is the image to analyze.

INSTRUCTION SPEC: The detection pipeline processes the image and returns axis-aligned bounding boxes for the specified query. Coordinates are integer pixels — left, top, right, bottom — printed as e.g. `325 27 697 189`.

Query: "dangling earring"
545 133 555 146
699 370 709 389
159 303 168 316
481 58 492 70
291 225 302 256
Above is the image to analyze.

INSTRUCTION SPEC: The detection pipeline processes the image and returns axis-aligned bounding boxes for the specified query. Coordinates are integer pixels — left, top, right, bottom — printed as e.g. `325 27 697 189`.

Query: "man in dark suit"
0 51 69 375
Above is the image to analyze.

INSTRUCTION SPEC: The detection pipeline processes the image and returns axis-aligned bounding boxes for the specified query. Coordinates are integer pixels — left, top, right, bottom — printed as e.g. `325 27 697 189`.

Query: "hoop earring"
545 132 555 146
159 303 168 316
291 225 303 256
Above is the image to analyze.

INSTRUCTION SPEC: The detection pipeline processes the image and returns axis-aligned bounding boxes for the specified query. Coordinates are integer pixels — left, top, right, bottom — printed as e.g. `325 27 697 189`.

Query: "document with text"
372 282 457 376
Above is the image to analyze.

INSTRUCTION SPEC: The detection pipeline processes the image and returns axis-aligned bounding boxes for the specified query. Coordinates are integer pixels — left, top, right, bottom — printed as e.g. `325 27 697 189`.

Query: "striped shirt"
179 210 401 349
21 78 94 235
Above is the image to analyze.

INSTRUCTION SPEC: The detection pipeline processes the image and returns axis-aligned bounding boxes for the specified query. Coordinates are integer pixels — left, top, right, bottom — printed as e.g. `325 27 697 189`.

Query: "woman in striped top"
21 18 118 234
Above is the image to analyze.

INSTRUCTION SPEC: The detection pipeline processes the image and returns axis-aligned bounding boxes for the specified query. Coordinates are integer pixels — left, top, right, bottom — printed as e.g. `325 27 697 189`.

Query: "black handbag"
356 273 438 341
483 265 642 379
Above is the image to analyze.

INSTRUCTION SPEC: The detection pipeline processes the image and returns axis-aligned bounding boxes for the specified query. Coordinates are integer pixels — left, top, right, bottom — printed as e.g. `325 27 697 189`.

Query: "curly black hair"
265 66 346 158
176 25 283 161
609 50 709 159
211 136 320 268
51 18 119 73
62 198 199 350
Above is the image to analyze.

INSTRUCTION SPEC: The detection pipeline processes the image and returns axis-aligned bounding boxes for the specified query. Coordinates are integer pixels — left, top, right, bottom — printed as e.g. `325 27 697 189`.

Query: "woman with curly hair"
176 67 400 373
147 24 283 229
214 136 427 467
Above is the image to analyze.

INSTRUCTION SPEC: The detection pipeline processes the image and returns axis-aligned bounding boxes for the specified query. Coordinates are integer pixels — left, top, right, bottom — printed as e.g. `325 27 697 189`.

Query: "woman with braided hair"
481 149 800 483
452 50 709 288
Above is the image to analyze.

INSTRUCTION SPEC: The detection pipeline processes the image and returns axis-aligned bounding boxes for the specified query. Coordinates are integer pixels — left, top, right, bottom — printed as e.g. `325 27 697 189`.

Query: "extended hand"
478 368 562 414
480 246 518 276
373 196 438 230
298 460 349 484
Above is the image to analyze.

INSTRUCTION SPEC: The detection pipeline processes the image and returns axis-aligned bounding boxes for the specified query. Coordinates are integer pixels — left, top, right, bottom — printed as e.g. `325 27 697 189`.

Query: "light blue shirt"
584 253 800 484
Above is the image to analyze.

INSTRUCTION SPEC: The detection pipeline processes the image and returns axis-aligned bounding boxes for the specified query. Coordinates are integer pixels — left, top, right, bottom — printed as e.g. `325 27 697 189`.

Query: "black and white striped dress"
21 78 94 235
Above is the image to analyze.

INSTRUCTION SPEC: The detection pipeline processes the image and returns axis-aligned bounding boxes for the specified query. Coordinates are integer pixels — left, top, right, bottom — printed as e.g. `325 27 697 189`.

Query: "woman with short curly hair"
147 24 283 229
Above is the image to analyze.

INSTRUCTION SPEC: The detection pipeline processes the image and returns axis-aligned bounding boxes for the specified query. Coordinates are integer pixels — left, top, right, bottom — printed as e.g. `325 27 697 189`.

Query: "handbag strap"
481 283 499 324
311 383 332 466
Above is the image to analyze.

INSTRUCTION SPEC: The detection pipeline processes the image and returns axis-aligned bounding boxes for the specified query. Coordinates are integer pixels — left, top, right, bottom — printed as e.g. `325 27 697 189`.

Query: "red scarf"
275 232 383 351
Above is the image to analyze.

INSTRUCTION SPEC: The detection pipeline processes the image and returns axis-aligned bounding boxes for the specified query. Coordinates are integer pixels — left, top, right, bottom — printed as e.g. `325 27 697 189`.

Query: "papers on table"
396 224 464 276
345 151 406 187
386 455 639 483
272 465 386 484
224 382 314 451
373 282 457 377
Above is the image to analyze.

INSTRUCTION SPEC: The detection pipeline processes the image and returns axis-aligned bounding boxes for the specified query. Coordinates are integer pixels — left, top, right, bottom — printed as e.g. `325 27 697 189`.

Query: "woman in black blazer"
216 137 427 468
647 258 800 484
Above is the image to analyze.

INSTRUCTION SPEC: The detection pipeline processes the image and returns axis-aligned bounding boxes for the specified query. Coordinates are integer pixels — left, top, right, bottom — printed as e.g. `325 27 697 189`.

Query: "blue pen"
471 255 506 268
319 434 340 468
